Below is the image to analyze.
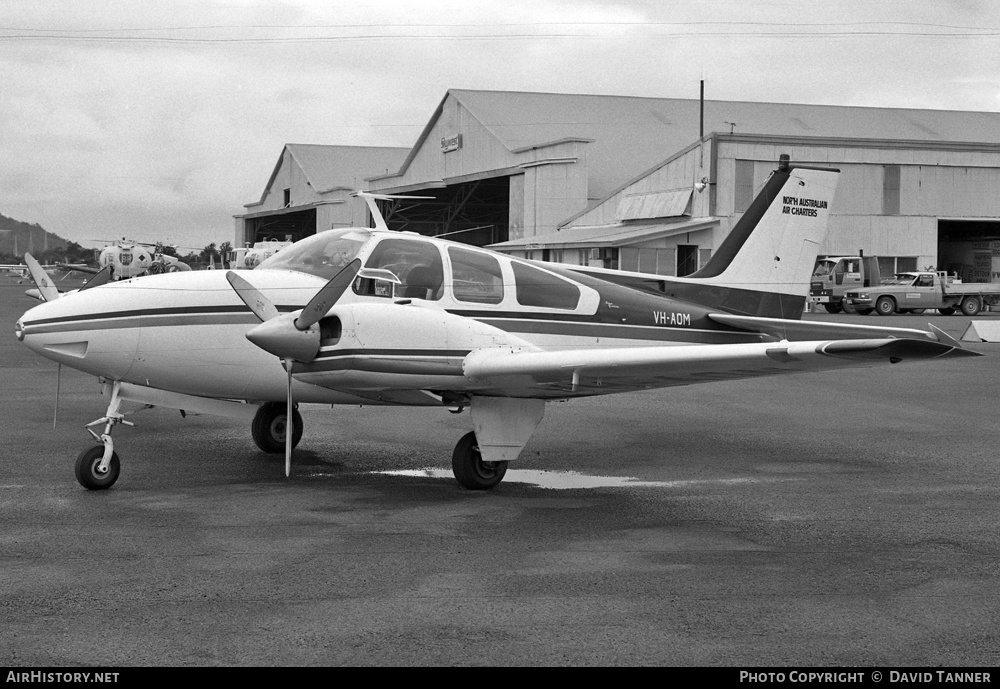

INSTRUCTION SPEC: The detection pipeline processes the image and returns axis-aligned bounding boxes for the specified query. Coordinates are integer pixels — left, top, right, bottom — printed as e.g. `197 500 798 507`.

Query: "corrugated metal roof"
450 89 1000 200
489 217 719 250
249 144 410 206
617 189 692 221
286 144 409 192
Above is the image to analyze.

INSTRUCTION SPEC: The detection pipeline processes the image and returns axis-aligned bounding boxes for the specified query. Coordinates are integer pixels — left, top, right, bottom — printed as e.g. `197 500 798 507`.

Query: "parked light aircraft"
16 156 979 492
77 239 192 281
3 262 89 281
228 239 292 270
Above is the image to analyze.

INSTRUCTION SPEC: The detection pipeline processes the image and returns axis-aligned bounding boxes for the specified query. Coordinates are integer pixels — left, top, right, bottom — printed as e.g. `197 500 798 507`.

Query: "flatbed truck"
844 271 1000 316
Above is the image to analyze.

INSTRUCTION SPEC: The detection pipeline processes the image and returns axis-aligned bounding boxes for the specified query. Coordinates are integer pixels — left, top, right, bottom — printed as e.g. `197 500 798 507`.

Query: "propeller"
226 258 362 476
24 253 60 302
78 265 113 291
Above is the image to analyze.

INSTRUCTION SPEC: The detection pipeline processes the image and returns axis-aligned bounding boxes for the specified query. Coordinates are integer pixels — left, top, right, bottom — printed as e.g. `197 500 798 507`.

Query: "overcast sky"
2 0 998 250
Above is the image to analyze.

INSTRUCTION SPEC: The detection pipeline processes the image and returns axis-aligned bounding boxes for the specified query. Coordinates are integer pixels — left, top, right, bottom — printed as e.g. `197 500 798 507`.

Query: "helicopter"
70 239 193 280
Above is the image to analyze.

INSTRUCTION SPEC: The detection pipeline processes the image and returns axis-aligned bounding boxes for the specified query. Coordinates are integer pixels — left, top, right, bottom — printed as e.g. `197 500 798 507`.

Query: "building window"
587 247 618 269
283 188 291 208
677 245 699 277
877 256 917 276
734 159 754 213
619 248 677 275
883 165 900 215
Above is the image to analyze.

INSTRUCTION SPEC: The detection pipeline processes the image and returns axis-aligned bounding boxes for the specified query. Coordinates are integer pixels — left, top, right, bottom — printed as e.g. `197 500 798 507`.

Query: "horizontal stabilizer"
710 312 942 343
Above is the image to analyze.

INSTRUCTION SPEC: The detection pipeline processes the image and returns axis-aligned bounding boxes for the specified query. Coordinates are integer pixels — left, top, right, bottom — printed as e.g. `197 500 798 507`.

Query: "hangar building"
238 90 1000 281
235 144 409 245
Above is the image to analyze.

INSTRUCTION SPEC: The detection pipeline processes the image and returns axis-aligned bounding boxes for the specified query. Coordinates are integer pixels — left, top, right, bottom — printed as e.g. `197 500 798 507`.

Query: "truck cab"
809 255 880 313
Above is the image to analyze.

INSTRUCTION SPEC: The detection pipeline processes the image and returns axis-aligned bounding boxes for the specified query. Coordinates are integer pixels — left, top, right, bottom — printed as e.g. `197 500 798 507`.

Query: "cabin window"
448 246 504 304
363 237 443 301
512 261 581 310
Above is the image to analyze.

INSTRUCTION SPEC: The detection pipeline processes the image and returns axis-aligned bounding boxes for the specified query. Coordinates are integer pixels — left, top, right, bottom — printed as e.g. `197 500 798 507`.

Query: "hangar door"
938 219 1000 282
376 177 511 247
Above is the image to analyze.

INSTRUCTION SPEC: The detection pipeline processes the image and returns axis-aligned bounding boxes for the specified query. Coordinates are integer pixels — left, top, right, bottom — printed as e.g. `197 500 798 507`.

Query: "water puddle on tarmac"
374 468 771 490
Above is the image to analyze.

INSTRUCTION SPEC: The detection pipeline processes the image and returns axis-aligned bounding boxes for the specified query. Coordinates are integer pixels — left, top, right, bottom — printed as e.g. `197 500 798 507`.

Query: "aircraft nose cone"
246 315 321 363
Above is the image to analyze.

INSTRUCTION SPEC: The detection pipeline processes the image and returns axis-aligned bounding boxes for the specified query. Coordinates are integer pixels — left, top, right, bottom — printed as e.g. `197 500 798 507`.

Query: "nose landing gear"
77 380 133 490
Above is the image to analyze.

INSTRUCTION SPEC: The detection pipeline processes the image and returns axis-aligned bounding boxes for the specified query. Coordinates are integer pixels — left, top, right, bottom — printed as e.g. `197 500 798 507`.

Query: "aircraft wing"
462 336 978 397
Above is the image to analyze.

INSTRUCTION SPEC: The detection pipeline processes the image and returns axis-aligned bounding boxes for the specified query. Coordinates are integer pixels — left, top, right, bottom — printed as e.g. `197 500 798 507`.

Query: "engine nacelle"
292 301 537 391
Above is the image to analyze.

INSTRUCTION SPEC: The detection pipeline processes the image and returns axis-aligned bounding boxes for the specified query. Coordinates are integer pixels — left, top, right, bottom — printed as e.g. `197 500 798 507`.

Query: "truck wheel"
938 307 956 316
841 301 857 314
875 296 896 316
855 308 874 316
908 309 926 315
960 296 982 316
823 303 843 314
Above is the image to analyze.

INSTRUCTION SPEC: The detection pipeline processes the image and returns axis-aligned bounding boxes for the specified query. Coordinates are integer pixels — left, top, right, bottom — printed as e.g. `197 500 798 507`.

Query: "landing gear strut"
251 401 303 454
452 431 508 490
78 380 133 490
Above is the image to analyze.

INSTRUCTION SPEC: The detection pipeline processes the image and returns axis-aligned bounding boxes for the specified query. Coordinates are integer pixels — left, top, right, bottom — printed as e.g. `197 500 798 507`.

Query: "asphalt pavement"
2 278 999 667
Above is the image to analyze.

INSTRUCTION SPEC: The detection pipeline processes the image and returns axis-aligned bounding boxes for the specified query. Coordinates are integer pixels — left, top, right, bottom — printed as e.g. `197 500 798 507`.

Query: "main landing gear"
450 396 546 491
452 431 507 490
251 401 303 454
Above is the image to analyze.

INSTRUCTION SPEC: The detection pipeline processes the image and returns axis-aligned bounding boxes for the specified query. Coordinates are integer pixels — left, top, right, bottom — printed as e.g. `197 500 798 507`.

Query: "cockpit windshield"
257 229 372 279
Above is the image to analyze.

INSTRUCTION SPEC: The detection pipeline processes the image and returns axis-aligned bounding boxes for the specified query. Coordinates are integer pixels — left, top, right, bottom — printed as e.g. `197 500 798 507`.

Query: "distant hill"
0 213 70 256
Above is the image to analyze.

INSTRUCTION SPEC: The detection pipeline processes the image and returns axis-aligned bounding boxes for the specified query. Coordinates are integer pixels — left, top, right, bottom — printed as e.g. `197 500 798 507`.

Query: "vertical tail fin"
678 156 840 318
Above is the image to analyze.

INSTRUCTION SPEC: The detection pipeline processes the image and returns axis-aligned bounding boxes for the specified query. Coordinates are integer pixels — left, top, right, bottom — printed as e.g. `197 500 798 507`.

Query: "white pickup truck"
844 271 1000 316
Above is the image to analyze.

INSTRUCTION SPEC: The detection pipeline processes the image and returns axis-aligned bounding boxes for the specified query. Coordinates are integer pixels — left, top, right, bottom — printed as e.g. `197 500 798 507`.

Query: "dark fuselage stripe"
21 305 760 345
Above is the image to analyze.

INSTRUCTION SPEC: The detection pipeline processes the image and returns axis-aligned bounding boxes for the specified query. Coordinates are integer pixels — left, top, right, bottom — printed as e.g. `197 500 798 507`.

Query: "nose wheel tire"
251 402 303 454
452 431 508 490
75 446 121 490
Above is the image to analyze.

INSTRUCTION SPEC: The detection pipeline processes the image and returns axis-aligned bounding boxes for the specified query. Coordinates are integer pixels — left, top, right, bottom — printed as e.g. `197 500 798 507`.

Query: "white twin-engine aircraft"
16 156 979 492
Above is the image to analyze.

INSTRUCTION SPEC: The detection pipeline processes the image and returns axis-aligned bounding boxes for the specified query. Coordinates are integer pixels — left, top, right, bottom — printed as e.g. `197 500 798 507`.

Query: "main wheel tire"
452 431 508 490
875 296 896 316
938 307 956 316
823 303 843 314
251 402 303 454
961 296 982 316
74 446 121 490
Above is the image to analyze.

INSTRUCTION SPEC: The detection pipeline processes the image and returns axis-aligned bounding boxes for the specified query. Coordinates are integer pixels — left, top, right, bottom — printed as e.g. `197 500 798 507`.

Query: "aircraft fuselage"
16 230 766 405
